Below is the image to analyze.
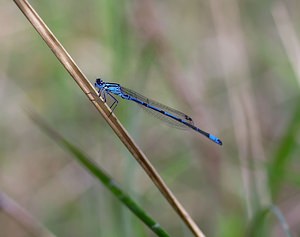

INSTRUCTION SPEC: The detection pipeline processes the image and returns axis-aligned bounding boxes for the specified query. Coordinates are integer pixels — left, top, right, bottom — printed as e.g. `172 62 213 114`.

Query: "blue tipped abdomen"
208 134 223 146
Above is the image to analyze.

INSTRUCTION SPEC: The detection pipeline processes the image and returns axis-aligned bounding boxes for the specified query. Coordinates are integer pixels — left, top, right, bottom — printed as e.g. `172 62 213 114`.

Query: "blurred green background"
1 0 300 236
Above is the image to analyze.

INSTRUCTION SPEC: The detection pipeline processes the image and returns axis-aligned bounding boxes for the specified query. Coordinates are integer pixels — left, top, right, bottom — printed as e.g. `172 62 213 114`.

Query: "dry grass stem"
13 0 205 236
272 1 300 87
209 0 270 217
0 192 56 237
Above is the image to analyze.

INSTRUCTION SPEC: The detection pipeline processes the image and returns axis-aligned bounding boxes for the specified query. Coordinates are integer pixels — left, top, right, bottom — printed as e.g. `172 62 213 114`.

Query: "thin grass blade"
28 111 170 237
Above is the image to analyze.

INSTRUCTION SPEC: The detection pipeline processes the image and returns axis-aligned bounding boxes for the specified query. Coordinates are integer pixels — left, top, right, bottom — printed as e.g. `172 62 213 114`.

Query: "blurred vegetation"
1 0 300 236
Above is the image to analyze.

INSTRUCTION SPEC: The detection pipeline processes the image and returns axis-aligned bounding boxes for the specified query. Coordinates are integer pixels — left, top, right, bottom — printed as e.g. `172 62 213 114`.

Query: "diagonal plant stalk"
28 111 170 237
0 191 56 237
272 2 300 87
13 0 205 236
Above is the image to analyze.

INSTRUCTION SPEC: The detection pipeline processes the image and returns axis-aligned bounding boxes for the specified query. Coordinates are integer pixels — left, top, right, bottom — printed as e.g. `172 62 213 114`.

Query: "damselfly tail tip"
208 134 223 146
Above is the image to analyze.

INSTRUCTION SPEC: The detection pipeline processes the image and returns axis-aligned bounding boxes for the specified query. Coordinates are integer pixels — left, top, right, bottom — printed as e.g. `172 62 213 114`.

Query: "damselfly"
94 78 222 145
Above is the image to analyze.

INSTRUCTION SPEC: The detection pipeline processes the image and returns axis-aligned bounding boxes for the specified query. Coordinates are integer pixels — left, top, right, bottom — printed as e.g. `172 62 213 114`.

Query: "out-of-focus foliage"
1 0 299 236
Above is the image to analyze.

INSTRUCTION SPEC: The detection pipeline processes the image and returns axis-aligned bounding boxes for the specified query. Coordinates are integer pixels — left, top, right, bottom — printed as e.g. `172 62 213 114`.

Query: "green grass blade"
268 100 300 197
29 112 170 237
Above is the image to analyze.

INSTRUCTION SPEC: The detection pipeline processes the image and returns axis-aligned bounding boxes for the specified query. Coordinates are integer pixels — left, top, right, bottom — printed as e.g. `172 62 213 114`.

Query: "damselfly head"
95 78 104 88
